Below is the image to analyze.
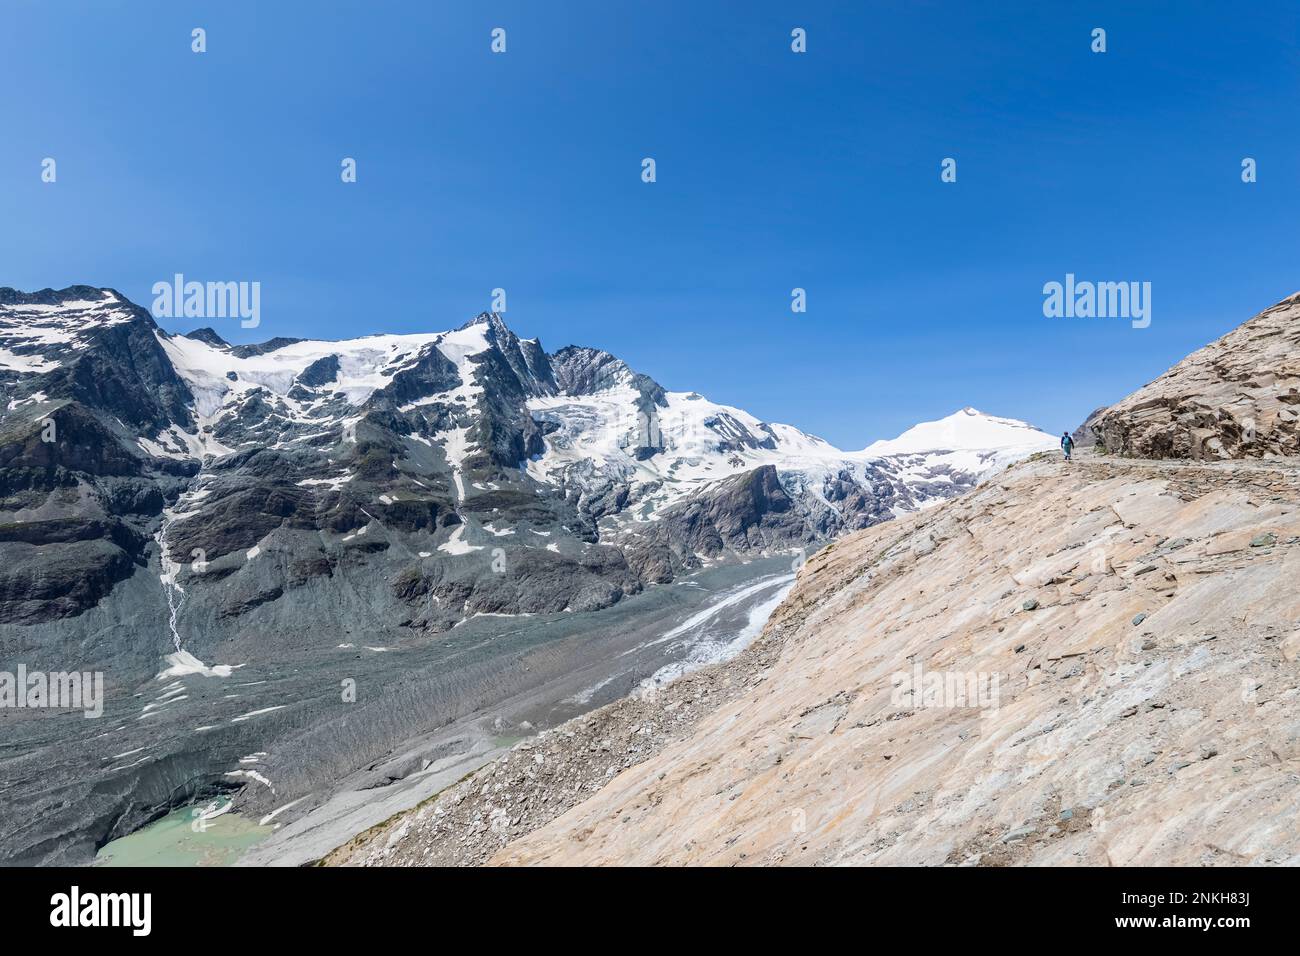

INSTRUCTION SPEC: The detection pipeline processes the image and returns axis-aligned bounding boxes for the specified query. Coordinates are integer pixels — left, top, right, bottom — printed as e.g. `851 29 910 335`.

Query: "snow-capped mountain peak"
861 406 1055 456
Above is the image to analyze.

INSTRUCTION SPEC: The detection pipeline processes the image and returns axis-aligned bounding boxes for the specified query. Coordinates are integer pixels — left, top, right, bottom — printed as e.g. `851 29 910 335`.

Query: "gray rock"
1001 825 1036 843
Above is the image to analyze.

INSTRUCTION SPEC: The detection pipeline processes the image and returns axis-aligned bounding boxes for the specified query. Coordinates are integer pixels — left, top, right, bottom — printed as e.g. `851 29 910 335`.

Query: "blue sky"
3 1 1299 448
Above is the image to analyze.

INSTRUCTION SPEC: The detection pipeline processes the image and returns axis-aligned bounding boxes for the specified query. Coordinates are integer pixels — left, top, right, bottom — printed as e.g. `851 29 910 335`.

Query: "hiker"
1061 431 1074 461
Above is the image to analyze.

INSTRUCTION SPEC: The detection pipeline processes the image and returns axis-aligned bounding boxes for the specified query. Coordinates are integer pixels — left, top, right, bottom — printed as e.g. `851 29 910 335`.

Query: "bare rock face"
1092 292 1300 460
623 465 811 581
1071 406 1108 448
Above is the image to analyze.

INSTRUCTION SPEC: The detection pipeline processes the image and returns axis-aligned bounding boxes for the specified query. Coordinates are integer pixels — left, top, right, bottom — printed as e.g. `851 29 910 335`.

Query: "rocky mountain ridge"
1 286 1055 639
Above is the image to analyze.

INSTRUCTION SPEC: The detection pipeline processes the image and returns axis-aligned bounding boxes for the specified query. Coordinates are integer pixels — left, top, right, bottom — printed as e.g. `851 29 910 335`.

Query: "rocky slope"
340 451 1300 866
1090 291 1300 459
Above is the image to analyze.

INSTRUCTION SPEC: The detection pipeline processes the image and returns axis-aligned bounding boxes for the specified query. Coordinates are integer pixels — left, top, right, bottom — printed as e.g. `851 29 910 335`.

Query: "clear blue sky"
3 1 1298 448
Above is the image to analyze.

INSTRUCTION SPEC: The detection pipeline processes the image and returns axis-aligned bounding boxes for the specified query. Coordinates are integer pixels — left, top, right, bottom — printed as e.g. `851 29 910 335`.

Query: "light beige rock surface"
488 454 1300 866
1094 292 1300 459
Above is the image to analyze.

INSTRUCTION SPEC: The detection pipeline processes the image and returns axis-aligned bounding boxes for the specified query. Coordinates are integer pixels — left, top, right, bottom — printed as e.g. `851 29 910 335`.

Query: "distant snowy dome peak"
861 406 1052 457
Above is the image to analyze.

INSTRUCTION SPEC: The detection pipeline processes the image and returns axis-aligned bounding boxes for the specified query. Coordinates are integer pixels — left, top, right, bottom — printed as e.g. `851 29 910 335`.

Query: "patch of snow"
259 797 306 826
157 650 240 679
231 705 288 723
438 524 483 555
297 475 351 488
225 768 274 790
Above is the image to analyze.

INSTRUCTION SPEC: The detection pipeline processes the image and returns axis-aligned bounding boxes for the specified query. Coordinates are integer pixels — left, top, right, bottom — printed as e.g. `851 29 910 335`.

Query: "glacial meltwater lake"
94 805 272 867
